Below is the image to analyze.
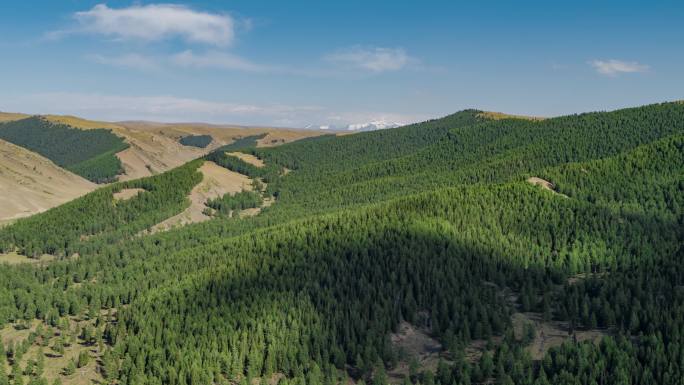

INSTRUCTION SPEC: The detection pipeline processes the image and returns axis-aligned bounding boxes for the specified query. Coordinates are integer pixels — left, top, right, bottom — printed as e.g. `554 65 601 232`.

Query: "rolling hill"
0 102 682 385
0 116 128 183
0 113 327 222
0 139 95 225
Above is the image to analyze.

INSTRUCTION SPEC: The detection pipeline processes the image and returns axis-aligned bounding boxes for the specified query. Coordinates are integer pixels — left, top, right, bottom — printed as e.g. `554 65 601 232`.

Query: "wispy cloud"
172 50 273 72
87 53 161 71
589 59 650 76
85 50 274 73
325 46 413 72
16 92 321 125
50 4 235 46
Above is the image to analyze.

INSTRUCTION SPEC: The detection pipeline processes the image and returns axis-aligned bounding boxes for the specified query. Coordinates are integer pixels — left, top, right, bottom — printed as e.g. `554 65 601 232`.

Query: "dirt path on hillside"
147 161 252 233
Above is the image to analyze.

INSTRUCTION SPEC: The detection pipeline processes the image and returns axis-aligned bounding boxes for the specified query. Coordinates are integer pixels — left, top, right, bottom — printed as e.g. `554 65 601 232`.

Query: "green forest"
0 116 129 183
0 102 683 385
206 190 264 216
179 135 213 148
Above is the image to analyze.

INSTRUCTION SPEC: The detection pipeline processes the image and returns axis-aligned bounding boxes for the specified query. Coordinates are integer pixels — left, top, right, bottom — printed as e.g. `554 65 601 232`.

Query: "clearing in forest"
112 188 146 201
0 251 54 265
239 197 275 218
527 177 568 197
511 312 609 360
388 321 448 382
148 161 252 233
226 151 265 167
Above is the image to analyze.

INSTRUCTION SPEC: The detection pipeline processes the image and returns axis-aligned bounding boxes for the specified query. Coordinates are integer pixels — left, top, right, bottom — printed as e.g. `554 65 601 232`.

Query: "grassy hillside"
0 102 683 385
0 159 203 256
0 116 129 183
0 139 95 224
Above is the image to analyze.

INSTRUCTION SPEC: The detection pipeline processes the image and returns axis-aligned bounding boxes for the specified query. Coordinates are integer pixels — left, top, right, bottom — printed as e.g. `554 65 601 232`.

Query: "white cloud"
88 53 160 71
325 46 413 72
13 92 321 126
172 50 271 72
66 4 234 46
85 50 273 73
589 59 650 76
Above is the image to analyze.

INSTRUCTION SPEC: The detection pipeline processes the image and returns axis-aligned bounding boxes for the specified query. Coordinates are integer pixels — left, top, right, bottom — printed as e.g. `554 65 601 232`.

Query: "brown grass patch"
0 139 96 222
0 112 29 122
113 188 145 201
227 152 265 167
43 115 122 131
527 177 568 198
478 111 546 121
256 130 324 147
147 161 252 233
0 252 55 265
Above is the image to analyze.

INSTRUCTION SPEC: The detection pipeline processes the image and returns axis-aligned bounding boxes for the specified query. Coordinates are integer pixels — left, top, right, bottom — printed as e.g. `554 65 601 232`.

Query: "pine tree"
77 350 90 368
63 359 76 375
372 362 387 385
0 363 8 385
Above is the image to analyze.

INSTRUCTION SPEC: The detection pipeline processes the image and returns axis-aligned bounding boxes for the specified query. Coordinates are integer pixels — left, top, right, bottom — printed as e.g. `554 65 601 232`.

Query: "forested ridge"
0 102 683 385
0 116 129 183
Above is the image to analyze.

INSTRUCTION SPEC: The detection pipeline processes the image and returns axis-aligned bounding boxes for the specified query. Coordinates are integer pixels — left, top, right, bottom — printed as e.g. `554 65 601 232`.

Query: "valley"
2 2 681 384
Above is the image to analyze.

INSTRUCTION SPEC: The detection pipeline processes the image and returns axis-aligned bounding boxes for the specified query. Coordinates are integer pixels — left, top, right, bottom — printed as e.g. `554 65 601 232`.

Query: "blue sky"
0 1 682 128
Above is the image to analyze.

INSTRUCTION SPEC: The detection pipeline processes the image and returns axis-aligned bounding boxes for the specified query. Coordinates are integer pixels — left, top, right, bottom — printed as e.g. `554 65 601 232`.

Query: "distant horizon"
2 99 682 130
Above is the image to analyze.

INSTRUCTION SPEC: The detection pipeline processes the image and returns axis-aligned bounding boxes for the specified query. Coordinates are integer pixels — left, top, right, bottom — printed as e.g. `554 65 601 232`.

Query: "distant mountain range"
305 119 404 131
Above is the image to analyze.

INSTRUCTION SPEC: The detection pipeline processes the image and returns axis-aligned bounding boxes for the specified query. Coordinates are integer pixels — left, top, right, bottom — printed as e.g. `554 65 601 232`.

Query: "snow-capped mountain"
304 120 404 131
346 120 403 131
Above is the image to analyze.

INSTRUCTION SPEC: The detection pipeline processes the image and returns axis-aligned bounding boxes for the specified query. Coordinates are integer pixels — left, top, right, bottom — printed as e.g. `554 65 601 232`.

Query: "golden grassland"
227 151 265 167
477 111 546 121
0 112 29 122
0 139 96 223
43 115 124 131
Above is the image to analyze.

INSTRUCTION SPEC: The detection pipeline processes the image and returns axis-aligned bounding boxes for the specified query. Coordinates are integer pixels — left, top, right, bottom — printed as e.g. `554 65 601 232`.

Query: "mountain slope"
106 120 325 180
0 139 95 224
0 113 326 221
0 117 129 183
